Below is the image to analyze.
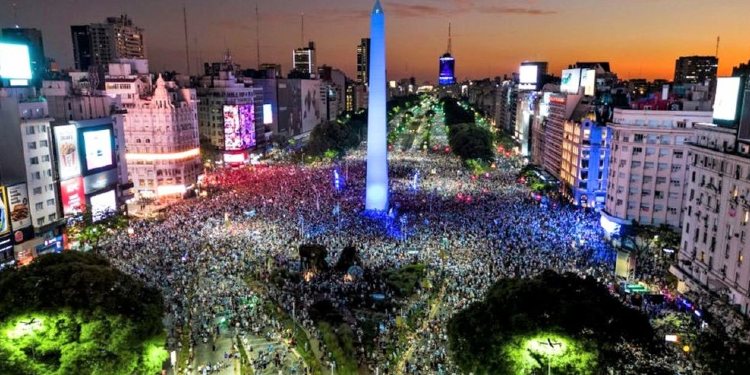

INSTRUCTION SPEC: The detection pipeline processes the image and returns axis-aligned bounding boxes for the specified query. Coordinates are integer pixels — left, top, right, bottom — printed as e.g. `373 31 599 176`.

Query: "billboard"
7 184 31 231
223 104 256 151
713 77 743 122
581 69 596 96
0 43 32 81
90 189 117 222
61 177 85 216
54 125 81 180
439 55 456 86
539 92 552 118
519 65 538 84
560 69 582 94
0 187 9 236
263 104 273 125
82 128 114 171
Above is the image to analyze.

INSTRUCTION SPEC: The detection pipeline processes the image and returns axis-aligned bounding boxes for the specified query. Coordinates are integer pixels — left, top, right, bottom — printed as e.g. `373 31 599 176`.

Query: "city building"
601 109 713 233
1 27 46 85
495 80 518 136
674 56 719 86
197 54 257 153
71 15 146 72
0 89 64 266
356 38 370 84
346 82 368 112
438 24 456 86
318 65 347 122
540 93 582 179
519 61 548 91
108 72 201 201
292 42 316 79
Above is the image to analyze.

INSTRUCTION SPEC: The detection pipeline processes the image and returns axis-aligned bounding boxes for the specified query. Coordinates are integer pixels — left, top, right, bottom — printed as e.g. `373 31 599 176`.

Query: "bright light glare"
6 317 44 339
0 43 32 80
126 148 200 161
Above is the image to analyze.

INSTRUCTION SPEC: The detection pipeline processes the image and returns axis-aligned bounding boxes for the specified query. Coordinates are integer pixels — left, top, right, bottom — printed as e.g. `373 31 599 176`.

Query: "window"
633 147 643 155
48 213 56 221
634 134 644 142
36 217 44 226
30 157 39 165
26 126 35 135
42 155 50 162
33 187 42 195
47 199 55 206
35 202 44 211
27 142 37 150
39 140 48 147
675 151 684 159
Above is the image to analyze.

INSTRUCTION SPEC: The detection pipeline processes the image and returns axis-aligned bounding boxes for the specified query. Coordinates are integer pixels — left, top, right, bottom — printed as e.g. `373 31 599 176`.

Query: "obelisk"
365 0 389 212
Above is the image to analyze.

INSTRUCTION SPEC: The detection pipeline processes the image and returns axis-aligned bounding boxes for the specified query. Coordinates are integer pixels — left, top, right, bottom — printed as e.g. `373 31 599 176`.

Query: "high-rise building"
1 28 46 85
197 53 257 152
356 38 370 84
292 42 316 79
674 56 718 86
601 108 713 234
319 65 347 121
71 15 146 72
438 24 456 86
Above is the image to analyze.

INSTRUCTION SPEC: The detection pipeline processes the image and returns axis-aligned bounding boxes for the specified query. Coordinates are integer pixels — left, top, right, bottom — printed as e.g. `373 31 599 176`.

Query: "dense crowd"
97 148 681 374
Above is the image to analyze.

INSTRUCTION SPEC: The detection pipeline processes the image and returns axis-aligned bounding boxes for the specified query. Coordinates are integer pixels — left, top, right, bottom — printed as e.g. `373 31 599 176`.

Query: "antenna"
448 22 452 54
301 13 305 45
12 2 18 26
194 37 200 75
715 35 720 58
183 5 190 75
255 1 261 68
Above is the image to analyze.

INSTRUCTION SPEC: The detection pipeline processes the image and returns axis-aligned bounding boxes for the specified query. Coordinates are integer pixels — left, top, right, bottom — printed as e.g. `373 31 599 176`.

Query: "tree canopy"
0 252 167 375
447 271 660 374
448 123 495 162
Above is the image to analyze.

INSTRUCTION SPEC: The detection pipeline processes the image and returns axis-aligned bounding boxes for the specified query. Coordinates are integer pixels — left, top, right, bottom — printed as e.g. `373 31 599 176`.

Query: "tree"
447 271 660 374
448 123 495 162
442 97 475 126
0 252 167 375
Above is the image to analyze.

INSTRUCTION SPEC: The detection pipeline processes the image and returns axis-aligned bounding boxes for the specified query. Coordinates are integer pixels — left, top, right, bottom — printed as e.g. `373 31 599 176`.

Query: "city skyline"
1 0 749 82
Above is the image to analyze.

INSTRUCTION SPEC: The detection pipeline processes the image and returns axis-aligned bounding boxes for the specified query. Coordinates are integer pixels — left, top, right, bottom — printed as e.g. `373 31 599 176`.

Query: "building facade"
293 42 316 78
561 117 612 209
197 70 256 150
117 75 201 200
674 56 719 86
602 109 713 231
71 15 146 71
356 38 370 84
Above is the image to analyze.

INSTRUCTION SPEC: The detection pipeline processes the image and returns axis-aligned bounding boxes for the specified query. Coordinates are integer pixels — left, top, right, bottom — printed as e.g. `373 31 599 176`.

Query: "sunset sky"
2 0 749 83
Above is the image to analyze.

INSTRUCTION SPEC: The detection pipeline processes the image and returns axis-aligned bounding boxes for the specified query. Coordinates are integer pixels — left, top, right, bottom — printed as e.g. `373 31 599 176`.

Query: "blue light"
365 0 389 212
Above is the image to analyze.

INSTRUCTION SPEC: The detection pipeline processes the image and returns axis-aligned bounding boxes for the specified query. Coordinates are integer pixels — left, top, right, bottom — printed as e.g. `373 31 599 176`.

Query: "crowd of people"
97 145 689 374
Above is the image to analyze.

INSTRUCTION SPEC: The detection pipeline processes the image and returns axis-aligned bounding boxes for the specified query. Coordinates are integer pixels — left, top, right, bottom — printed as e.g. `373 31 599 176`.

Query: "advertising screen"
560 69 582 94
223 104 256 151
539 92 552 117
7 184 31 231
519 65 538 84
90 189 117 222
713 77 742 122
54 125 81 180
263 104 273 125
61 177 85 216
0 187 9 236
82 128 114 171
439 56 456 86
0 43 32 80
581 69 596 96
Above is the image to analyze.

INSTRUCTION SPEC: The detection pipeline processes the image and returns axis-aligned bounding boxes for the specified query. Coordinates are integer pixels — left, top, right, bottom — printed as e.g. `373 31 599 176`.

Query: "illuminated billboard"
223 104 256 151
90 189 117 222
560 69 582 94
54 125 81 180
61 177 85 216
519 65 538 84
0 43 32 82
713 77 743 122
539 92 552 118
82 128 114 171
581 69 596 96
263 104 273 125
7 184 31 232
0 187 9 236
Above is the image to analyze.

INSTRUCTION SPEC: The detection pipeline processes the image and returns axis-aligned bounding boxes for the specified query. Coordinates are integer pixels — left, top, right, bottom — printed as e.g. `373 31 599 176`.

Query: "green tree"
0 252 167 375
448 123 495 162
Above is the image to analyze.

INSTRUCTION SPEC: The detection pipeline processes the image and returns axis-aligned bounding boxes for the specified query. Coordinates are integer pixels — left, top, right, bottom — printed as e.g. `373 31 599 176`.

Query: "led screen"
90 189 117 222
581 69 596 96
263 104 273 125
713 77 742 121
82 128 114 170
539 92 552 117
54 125 81 180
60 177 85 216
223 104 256 150
519 65 538 84
0 43 32 80
439 56 456 86
560 69 582 94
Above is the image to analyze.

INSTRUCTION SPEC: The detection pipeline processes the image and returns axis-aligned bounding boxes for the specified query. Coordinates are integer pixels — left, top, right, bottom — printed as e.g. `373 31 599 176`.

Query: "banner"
0 187 9 236
7 184 31 231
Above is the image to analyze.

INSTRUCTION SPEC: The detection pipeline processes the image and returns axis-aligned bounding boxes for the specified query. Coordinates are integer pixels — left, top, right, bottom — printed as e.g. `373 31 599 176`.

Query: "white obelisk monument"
365 0 389 212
